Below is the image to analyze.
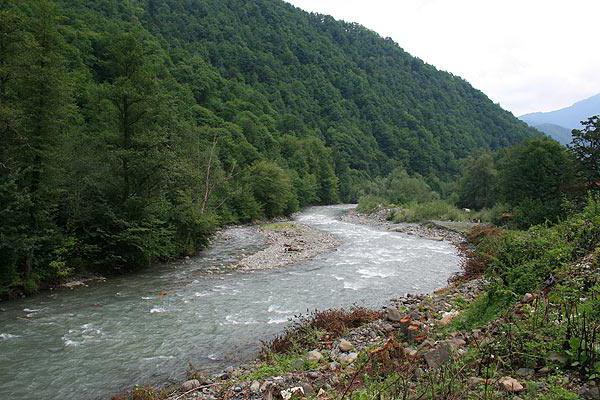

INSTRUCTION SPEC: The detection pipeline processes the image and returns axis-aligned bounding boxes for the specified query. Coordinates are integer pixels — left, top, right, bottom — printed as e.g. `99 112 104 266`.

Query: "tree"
246 160 298 218
571 115 600 187
0 1 74 289
497 137 581 227
457 151 498 210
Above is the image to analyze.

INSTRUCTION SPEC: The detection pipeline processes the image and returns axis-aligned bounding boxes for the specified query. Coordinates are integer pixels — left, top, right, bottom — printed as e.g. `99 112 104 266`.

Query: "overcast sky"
285 0 600 116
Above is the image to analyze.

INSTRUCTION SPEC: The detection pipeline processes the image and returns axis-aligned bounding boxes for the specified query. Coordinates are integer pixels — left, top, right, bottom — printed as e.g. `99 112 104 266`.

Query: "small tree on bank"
571 115 600 188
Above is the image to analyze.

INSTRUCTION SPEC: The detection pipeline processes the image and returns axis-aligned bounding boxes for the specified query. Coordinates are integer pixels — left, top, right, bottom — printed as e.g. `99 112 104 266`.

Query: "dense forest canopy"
0 0 537 296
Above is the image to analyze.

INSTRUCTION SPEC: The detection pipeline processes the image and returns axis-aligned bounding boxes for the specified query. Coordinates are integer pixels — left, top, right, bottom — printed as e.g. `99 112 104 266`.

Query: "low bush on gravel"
263 307 383 355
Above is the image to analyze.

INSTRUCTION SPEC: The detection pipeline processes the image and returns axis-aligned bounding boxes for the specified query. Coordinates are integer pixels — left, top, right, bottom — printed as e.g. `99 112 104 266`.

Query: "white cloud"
285 0 600 115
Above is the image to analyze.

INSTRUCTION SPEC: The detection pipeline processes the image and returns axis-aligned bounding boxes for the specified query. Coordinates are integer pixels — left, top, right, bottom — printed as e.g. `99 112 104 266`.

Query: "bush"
264 307 382 355
356 195 389 214
391 200 468 223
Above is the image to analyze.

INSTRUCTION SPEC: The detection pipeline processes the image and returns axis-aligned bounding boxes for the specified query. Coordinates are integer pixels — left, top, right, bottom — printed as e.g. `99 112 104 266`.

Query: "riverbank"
112 208 472 400
1 217 338 301
339 207 469 247
115 206 600 400
237 222 341 271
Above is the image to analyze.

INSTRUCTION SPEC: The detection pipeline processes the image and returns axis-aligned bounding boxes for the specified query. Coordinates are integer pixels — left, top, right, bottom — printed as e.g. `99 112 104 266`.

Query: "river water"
0 205 460 399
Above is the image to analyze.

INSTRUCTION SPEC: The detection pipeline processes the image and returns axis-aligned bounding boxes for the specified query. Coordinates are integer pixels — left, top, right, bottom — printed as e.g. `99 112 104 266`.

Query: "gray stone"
515 368 534 378
385 308 403 322
579 385 600 400
307 350 323 362
181 379 201 391
548 352 567 364
300 382 314 396
423 343 452 369
338 352 358 365
292 358 305 370
250 380 261 393
307 371 320 379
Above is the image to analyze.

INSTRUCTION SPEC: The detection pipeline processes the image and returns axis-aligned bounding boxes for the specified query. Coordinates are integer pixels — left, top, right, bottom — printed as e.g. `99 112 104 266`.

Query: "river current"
0 205 459 399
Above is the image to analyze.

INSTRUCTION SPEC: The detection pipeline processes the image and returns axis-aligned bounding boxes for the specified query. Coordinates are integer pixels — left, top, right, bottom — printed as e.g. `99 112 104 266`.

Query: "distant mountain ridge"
520 93 600 144
533 123 573 145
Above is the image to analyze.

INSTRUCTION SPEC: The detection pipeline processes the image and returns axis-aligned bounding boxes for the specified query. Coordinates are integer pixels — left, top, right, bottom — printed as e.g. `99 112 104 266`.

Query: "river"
0 205 460 399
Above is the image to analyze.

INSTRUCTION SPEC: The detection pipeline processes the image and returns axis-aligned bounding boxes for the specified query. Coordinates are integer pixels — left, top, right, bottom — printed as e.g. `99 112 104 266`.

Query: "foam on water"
0 333 19 341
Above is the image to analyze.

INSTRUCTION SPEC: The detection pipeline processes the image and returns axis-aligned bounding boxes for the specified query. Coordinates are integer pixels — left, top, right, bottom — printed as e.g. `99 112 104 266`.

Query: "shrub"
264 307 382 355
356 195 389 213
391 200 467 223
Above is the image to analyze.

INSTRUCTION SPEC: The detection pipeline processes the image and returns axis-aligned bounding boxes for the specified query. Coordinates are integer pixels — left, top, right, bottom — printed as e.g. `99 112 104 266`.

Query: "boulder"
307 350 323 362
338 339 354 352
499 376 524 393
181 379 201 391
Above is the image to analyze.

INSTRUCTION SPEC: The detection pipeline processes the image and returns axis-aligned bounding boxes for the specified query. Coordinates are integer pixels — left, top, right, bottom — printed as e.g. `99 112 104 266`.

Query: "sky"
285 0 600 116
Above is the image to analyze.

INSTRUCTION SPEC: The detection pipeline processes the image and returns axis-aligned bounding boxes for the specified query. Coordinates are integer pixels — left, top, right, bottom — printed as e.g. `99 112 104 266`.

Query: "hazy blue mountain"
532 123 573 145
520 93 600 129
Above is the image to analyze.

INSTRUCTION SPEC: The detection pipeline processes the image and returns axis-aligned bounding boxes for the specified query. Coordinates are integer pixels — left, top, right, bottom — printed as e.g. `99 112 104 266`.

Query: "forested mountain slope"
0 0 535 294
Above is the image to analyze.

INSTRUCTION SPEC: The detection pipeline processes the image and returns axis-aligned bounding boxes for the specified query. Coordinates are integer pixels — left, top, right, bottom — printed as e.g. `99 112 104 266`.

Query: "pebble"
338 339 354 352
181 379 201 391
338 352 358 365
307 350 323 362
385 308 403 322
499 376 524 393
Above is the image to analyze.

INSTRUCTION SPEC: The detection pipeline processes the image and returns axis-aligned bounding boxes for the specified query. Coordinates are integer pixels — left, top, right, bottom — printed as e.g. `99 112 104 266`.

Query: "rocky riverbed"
237 222 341 271
339 207 467 247
127 277 488 400
116 208 600 400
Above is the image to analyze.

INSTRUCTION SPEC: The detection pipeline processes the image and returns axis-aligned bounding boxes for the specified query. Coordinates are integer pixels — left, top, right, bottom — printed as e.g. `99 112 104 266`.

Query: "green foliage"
457 150 498 210
450 289 515 331
0 0 537 294
356 195 390 214
359 168 439 206
246 160 298 218
242 353 319 381
496 137 583 227
571 115 600 185
391 200 471 223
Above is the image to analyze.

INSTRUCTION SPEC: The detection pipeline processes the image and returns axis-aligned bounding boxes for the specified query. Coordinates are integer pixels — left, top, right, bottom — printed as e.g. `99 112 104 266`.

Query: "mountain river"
0 205 460 399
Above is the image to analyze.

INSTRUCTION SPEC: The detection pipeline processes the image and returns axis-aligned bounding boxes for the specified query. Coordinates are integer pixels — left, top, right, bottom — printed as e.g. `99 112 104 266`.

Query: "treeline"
359 117 599 229
0 0 536 296
0 1 338 296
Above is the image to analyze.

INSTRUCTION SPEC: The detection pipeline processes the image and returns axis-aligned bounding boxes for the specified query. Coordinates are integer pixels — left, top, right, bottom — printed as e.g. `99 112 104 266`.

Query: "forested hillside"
0 0 536 296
